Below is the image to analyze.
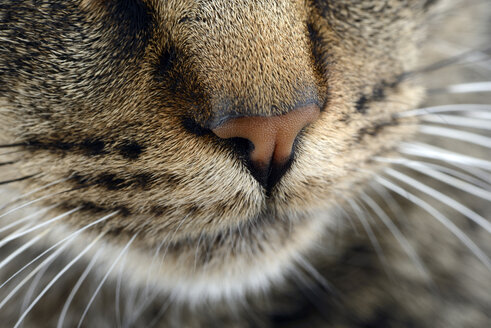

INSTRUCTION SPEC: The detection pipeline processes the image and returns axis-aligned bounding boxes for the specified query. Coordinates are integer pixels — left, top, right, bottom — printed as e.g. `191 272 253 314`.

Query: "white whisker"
0 211 118 289
130 240 169 326
0 231 46 271
375 176 491 270
0 204 59 234
421 114 491 130
0 240 71 311
375 157 491 200
128 238 169 327
334 202 360 234
193 233 204 272
369 182 410 226
13 233 104 328
294 255 333 293
418 125 491 149
20 249 53 315
127 289 161 328
144 239 166 296
431 82 491 94
147 298 172 328
383 168 491 233
122 280 139 328
57 247 104 328
461 111 491 120
115 249 129 328
457 165 491 183
399 142 491 170
414 161 491 190
0 222 36 256
0 178 70 212
77 234 138 328
346 198 390 273
360 191 432 282
396 104 491 118
431 41 491 72
0 190 69 220
0 207 82 248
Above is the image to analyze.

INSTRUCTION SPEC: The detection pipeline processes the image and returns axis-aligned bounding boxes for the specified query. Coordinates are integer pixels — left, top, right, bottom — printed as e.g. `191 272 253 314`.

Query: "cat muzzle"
212 104 320 192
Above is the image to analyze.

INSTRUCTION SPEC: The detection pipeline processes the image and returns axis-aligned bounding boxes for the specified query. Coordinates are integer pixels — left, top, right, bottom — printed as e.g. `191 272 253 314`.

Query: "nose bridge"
165 1 323 191
181 0 318 119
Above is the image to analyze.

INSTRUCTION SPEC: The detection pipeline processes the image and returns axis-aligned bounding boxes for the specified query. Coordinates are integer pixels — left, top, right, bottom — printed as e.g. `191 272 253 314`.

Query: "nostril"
248 152 296 195
227 136 295 193
226 137 255 161
212 104 320 191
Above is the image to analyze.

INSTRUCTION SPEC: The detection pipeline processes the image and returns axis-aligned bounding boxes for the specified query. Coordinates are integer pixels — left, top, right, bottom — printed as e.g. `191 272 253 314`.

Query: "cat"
0 0 490 327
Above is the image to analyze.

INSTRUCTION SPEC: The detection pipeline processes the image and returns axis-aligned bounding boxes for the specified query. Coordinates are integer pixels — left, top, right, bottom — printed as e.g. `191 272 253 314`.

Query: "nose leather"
212 104 320 189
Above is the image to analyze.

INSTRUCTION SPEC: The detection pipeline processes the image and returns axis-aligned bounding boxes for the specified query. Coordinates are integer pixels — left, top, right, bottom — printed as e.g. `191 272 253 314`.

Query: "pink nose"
212 104 320 188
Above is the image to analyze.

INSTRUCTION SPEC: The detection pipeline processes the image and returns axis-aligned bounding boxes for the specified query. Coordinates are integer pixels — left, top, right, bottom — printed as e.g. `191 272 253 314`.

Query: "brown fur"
0 0 489 326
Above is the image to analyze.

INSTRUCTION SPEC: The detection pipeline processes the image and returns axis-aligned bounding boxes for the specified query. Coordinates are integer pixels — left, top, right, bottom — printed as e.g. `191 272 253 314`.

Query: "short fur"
0 0 489 327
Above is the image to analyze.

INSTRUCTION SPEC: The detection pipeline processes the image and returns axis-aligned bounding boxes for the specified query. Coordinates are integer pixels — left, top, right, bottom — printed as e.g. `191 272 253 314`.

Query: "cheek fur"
0 1 489 325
